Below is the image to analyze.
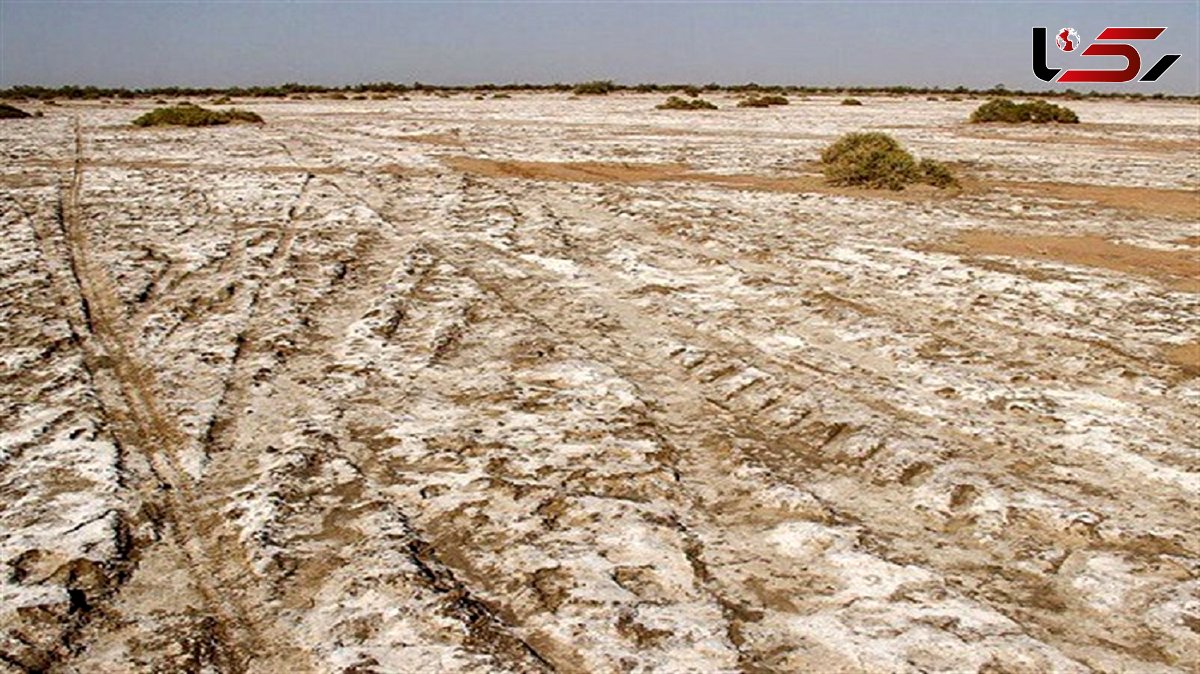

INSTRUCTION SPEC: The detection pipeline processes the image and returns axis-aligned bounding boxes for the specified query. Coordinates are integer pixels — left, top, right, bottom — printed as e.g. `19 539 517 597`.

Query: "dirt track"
1 94 1198 673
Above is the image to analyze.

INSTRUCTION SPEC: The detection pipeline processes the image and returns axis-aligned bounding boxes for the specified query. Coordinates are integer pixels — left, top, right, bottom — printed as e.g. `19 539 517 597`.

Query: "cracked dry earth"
1 94 1198 673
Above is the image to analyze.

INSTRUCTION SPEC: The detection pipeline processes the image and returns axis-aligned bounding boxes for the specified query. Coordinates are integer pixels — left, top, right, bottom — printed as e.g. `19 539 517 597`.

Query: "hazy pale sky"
1 1 1197 92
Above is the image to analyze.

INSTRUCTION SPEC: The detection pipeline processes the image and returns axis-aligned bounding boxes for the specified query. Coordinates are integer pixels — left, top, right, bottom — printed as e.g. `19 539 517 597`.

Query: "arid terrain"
1 93 1198 673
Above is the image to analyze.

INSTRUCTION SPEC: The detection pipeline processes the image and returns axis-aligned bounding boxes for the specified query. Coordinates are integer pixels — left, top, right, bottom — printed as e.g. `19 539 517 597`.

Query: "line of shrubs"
3 82 1193 101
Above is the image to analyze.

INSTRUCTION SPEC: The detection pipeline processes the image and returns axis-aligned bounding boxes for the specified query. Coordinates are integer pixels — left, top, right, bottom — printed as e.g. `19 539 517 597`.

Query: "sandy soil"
1 93 1198 673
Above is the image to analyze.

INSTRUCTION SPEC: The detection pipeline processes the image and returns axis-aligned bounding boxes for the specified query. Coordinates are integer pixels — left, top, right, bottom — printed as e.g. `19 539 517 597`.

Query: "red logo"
1033 27 1181 83
1056 28 1080 52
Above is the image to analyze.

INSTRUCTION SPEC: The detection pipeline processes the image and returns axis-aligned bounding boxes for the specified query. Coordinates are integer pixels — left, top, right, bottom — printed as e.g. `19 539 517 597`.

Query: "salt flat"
1 93 1197 673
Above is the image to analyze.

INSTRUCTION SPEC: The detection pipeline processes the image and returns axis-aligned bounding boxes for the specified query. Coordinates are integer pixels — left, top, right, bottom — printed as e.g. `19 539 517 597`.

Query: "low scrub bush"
656 96 717 110
0 103 31 119
841 98 863 106
970 98 1078 123
916 158 958 188
738 94 788 108
132 105 263 127
820 132 957 191
211 95 232 104
573 80 615 95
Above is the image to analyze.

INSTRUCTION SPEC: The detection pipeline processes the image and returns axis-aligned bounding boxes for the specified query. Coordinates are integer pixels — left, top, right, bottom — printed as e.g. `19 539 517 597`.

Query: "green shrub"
656 96 717 111
841 98 863 106
738 94 788 108
0 103 31 119
492 93 511 99
573 80 615 95
132 105 263 127
681 85 702 98
970 98 1078 123
820 132 957 191
917 158 958 188
1023 99 1079 123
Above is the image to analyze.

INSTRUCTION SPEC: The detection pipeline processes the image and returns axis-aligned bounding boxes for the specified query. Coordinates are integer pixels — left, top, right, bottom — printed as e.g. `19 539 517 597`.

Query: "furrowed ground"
1 94 1197 673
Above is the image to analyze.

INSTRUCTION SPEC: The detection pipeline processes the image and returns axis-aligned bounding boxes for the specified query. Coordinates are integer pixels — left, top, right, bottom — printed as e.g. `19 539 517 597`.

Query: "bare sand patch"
939 231 1200 291
1165 342 1200 375
993 181 1199 220
957 126 1198 154
443 156 958 201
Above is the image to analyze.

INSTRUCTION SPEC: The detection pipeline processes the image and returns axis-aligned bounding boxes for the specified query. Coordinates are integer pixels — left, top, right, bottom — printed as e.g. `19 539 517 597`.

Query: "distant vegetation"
132 104 263 127
2 82 1191 102
970 98 1079 124
0 103 31 119
841 98 863 106
737 94 788 108
656 96 717 111
821 132 957 191
573 80 616 95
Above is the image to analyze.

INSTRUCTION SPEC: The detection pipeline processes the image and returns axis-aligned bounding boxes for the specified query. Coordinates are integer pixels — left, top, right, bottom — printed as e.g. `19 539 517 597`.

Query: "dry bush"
656 96 717 111
573 80 615 95
970 98 1079 123
737 95 788 108
0 103 31 119
132 105 263 127
821 132 957 191
841 98 863 106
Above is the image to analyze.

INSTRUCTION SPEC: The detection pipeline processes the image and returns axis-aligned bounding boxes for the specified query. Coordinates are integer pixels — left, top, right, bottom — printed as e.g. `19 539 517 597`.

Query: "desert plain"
0 93 1198 673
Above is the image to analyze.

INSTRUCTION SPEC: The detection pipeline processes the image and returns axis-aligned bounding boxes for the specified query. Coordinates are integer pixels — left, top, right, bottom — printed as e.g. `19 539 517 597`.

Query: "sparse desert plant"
211 96 233 105
492 93 511 99
656 96 717 111
370 93 390 100
326 92 348 100
132 105 263 127
820 132 957 191
681 85 702 98
43 99 58 106
573 80 615 95
969 98 1078 123
737 94 788 108
916 157 958 188
0 103 32 119
841 98 863 106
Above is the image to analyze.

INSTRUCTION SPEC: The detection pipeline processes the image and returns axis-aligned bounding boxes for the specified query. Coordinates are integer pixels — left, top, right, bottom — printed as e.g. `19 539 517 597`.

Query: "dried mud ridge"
1 97 1198 673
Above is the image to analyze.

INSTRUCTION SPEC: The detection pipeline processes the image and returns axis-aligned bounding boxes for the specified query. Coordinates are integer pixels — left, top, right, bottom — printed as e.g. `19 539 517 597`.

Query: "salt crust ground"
0 94 1197 673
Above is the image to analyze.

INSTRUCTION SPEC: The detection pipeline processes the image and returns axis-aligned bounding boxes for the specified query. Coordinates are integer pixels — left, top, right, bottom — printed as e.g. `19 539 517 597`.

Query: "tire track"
48 118 315 673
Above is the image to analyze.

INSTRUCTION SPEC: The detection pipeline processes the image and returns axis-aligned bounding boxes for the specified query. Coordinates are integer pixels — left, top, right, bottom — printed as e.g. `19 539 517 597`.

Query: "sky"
1 1 1197 93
